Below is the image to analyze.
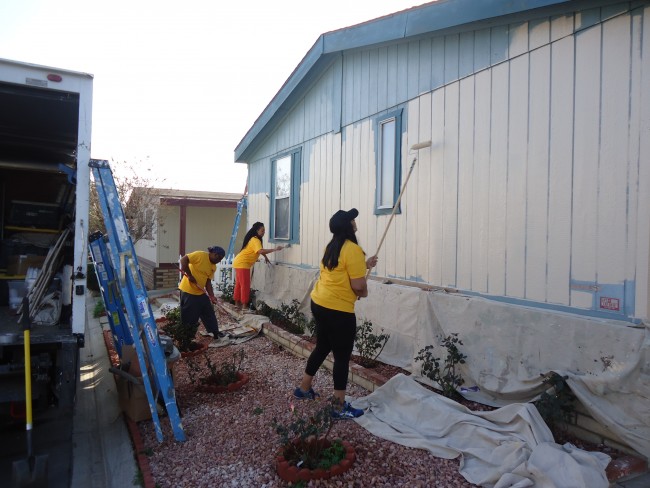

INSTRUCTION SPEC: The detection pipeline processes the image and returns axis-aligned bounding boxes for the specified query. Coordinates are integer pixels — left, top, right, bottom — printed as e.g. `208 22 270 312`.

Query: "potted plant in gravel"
186 349 250 393
272 399 356 483
158 305 207 357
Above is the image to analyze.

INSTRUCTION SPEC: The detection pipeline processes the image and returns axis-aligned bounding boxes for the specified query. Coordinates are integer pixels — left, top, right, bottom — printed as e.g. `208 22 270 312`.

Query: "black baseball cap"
329 208 359 233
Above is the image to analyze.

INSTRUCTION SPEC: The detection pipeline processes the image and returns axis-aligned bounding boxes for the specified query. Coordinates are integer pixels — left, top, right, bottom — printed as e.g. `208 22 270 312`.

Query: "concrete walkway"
70 295 137 488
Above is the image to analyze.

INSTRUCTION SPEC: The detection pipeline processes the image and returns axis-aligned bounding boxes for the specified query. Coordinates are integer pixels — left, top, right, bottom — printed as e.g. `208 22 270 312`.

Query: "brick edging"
102 330 156 488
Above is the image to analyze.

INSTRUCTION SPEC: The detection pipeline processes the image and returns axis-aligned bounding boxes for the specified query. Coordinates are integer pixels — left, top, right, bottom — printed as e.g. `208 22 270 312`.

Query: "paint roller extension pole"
366 140 432 278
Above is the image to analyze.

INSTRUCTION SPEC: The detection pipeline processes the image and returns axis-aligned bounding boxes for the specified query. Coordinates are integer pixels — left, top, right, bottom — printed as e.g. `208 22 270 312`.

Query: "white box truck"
0 58 93 415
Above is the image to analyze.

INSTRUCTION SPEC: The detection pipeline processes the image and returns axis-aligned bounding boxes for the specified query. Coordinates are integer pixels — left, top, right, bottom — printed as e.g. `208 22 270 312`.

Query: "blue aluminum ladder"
88 230 133 356
90 159 185 442
226 195 247 263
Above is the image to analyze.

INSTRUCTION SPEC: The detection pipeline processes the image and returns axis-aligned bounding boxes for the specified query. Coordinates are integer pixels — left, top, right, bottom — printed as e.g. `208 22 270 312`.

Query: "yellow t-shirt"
310 240 366 313
232 238 262 269
178 251 216 295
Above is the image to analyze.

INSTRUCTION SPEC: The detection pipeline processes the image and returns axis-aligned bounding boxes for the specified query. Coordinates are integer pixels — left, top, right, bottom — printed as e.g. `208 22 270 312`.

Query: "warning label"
599 297 620 311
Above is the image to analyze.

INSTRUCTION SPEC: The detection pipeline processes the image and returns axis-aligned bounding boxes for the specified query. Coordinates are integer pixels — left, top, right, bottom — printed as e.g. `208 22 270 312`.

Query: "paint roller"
366 140 432 278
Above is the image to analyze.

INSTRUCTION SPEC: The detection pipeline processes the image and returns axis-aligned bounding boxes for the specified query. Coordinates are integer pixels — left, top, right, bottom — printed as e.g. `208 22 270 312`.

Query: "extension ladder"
88 230 133 356
225 195 247 263
90 159 185 442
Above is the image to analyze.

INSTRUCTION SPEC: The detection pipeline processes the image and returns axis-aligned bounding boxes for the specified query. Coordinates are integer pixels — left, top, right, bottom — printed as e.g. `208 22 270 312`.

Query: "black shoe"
217 331 227 339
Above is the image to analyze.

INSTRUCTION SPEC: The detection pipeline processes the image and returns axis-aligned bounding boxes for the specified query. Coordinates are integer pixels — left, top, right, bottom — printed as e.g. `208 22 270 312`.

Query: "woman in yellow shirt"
294 208 377 419
232 222 283 312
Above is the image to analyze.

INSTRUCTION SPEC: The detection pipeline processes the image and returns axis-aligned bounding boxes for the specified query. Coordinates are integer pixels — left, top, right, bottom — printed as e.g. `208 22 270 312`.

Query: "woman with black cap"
293 208 378 419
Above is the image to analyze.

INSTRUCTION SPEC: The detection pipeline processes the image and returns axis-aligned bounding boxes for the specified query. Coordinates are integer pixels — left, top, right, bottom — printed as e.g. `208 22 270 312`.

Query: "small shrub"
354 319 390 368
534 372 576 435
218 282 235 304
186 350 246 387
272 398 338 470
415 333 467 399
257 299 309 335
159 305 197 352
93 299 106 318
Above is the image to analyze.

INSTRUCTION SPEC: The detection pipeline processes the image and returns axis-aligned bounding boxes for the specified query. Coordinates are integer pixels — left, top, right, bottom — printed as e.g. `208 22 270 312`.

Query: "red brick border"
102 330 156 488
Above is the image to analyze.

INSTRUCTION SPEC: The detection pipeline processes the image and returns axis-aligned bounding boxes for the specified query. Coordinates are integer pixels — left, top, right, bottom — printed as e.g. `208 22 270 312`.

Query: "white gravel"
139 319 477 487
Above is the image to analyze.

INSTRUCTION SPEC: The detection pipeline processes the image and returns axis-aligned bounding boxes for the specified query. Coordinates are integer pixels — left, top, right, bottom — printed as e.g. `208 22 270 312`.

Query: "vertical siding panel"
551 13 574 42
576 8 601 31
396 43 409 105
341 55 350 128
488 64 509 295
352 51 362 123
302 141 313 266
359 120 373 256
360 51 370 121
419 38 432 95
377 47 388 113
529 18 550 51
473 70 491 292
633 7 648 319
342 126 354 220
491 25 509 65
526 45 551 302
571 26 601 308
387 44 399 110
506 55 529 298
314 140 323 266
431 37 445 89
509 21 529 59
474 29 491 72
598 14 630 287
430 89 445 286
444 34 460 84
405 101 420 281
407 41 419 100
459 32 475 78
368 49 379 117
457 77 475 290
442 83 459 287
547 36 574 305
417 93 432 283
394 113 409 279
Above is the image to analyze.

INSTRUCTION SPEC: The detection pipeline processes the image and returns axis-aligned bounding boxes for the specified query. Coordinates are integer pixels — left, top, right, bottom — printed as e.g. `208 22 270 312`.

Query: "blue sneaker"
331 401 364 420
293 387 319 400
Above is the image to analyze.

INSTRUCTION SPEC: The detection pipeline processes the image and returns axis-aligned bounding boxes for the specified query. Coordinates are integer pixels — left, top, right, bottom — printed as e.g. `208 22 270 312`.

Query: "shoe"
217 331 227 338
331 402 364 420
293 387 319 400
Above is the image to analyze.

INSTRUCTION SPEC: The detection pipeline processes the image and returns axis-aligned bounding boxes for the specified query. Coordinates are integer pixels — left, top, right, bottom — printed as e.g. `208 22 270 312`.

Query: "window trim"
374 109 403 215
270 148 301 244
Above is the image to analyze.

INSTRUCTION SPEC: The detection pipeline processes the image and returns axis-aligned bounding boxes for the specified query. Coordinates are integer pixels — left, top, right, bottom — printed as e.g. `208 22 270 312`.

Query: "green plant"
202 349 245 386
132 469 143 486
218 282 235 304
185 350 246 387
159 305 197 352
354 319 390 368
253 406 264 415
534 372 576 435
415 333 467 399
272 398 338 470
92 299 106 318
317 440 346 469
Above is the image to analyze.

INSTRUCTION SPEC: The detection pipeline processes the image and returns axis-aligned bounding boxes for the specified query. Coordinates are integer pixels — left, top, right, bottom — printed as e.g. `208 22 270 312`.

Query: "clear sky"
0 0 423 193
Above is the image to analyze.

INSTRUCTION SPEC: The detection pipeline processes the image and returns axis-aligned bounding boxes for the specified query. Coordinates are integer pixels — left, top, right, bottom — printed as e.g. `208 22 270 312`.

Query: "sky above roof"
0 0 424 193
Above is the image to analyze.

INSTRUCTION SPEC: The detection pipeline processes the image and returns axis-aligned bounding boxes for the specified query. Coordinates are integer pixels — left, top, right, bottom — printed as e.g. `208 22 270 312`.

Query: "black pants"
305 300 356 391
180 291 219 335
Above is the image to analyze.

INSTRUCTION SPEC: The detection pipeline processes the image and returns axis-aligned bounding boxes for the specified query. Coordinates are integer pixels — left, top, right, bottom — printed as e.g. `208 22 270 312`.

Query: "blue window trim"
270 147 301 244
374 109 403 215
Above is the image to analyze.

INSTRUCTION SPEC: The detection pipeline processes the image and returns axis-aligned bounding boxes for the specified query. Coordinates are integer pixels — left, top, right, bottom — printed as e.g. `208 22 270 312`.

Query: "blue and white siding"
246 2 650 322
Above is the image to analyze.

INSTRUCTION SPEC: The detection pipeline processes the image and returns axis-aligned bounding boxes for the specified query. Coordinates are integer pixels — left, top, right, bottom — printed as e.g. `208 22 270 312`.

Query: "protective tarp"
252 264 650 460
353 374 611 488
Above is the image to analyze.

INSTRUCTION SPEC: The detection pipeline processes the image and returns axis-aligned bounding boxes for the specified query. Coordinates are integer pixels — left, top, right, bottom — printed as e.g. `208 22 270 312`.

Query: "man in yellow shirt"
179 245 226 342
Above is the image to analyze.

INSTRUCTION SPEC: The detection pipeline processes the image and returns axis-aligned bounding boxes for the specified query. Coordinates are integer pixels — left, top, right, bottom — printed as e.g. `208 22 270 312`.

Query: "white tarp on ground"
252 264 650 460
352 374 611 488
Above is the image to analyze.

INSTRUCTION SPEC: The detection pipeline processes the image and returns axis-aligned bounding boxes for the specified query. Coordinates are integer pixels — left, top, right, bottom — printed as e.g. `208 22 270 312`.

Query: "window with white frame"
271 148 301 242
375 109 402 214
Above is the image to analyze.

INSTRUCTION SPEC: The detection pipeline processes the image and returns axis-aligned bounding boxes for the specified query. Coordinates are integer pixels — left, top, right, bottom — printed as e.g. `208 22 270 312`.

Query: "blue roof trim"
235 0 572 163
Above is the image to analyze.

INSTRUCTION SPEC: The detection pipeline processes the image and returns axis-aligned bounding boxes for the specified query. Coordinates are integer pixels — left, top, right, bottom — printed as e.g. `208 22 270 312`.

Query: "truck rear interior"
0 80 82 416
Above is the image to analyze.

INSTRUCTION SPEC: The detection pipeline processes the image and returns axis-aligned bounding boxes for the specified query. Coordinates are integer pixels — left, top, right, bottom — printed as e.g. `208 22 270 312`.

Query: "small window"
271 148 301 242
375 109 402 214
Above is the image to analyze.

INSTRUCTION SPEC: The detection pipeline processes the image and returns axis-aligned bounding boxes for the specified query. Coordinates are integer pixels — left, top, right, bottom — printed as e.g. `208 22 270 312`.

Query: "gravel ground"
139 309 477 487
